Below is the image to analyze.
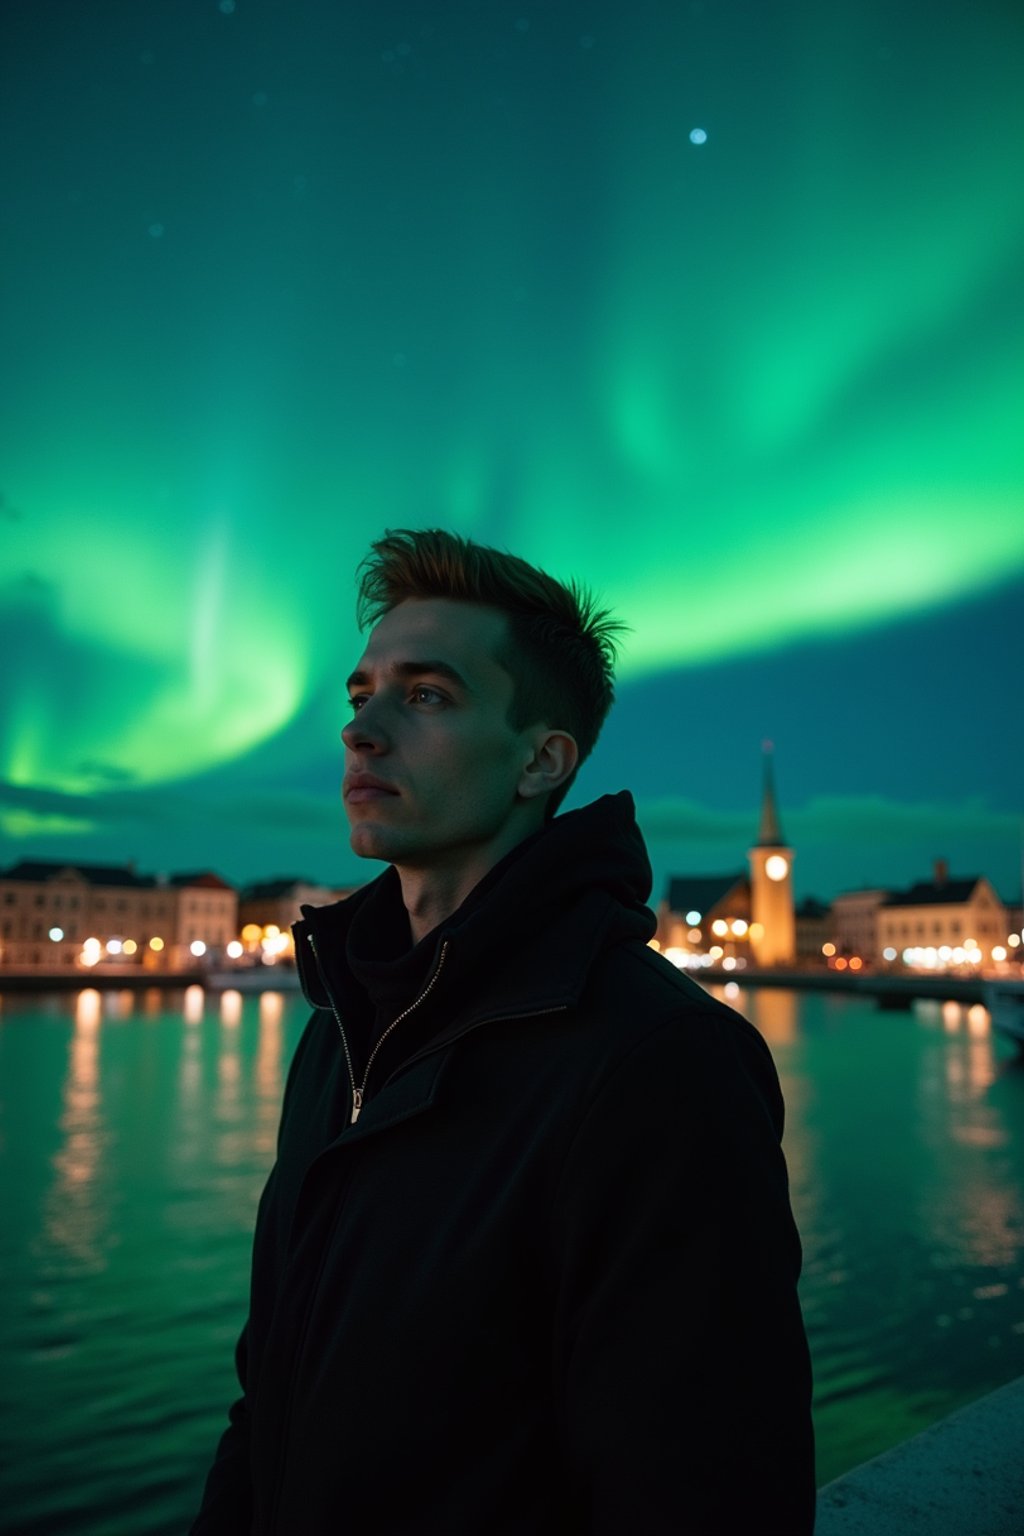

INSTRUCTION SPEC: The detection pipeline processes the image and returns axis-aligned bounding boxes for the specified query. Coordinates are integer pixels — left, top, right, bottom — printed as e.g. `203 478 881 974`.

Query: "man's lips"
343 775 400 803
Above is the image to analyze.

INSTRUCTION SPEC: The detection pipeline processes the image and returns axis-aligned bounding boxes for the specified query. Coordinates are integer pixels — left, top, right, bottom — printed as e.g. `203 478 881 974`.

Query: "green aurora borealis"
2 0 1022 897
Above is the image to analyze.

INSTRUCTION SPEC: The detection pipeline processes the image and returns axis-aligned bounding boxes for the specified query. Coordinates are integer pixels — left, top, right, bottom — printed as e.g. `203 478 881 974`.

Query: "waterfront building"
166 872 239 970
0 861 164 971
0 860 237 973
877 862 1008 966
830 888 890 962
238 878 358 962
657 873 752 963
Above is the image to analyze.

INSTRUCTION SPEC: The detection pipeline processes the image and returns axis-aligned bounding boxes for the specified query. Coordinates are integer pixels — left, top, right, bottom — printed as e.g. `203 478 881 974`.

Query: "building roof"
796 897 831 919
168 871 236 891
1 859 155 888
240 877 314 900
665 874 748 917
755 745 787 848
882 877 981 909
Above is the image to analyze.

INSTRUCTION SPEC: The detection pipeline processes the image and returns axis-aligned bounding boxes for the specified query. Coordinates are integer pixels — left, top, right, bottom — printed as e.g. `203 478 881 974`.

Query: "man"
191 528 815 1534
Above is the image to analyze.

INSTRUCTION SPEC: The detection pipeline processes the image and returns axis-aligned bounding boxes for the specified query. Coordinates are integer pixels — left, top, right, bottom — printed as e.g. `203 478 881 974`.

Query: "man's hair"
356 528 626 814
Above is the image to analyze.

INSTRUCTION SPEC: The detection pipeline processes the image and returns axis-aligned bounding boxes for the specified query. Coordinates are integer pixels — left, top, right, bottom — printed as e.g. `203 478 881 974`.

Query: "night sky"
2 0 1022 905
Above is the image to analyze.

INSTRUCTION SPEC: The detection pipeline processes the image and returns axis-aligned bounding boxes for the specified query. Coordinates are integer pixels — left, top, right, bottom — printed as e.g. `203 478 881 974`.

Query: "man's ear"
517 731 579 802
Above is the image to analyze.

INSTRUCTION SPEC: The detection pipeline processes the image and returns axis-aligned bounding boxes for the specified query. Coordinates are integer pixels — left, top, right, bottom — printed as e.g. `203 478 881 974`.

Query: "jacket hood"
294 792 656 1025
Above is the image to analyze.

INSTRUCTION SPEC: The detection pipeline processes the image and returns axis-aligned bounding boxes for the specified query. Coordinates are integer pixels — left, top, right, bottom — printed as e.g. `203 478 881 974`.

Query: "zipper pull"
351 1088 363 1125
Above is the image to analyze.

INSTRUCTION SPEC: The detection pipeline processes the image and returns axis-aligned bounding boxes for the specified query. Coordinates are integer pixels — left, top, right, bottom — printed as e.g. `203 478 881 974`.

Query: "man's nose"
341 700 388 754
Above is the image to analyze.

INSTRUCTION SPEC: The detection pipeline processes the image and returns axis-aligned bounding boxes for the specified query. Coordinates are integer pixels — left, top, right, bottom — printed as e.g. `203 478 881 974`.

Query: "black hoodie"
191 793 815 1535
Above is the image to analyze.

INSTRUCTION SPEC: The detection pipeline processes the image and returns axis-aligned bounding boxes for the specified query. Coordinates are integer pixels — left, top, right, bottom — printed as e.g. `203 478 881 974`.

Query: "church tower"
748 744 796 967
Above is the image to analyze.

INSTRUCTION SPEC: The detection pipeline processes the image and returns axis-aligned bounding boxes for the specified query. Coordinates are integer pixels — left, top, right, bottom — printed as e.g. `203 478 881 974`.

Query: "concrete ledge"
815 1374 1024 1534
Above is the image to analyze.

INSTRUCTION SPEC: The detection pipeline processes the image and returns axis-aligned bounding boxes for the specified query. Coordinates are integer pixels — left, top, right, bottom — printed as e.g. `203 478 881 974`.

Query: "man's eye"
348 694 368 712
412 685 445 706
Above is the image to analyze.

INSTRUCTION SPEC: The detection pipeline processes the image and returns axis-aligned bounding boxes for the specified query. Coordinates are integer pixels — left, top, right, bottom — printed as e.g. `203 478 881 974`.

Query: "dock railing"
815 1373 1024 1535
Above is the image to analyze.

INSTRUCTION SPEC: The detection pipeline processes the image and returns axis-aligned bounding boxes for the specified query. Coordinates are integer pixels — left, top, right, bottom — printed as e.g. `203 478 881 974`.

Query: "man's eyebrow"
346 660 473 693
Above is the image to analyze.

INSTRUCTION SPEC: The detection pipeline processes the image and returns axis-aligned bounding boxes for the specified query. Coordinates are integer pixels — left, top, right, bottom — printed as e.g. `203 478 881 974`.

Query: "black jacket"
191 793 815 1534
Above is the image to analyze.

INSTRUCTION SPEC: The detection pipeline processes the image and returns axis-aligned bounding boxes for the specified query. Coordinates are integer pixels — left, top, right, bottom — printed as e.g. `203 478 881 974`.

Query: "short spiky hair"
356 528 625 814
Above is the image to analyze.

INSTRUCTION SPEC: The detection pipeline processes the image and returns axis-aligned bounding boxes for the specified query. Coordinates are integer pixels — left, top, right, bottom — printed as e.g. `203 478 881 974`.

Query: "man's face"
341 597 539 873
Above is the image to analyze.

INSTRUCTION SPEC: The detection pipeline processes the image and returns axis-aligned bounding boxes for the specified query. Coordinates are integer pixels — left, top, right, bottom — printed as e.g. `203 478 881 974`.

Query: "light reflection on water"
0 984 1022 1532
183 983 205 1025
45 989 107 1272
708 984 1024 1484
746 986 799 1046
219 988 243 1028
250 993 288 1160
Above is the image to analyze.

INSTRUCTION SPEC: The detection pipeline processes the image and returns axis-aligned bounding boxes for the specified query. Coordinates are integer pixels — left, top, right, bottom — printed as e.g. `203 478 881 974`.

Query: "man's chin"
348 823 398 862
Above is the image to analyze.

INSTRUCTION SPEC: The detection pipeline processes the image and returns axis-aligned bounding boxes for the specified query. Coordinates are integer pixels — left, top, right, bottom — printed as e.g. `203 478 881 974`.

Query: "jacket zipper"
307 932 450 1123
268 960 566 1531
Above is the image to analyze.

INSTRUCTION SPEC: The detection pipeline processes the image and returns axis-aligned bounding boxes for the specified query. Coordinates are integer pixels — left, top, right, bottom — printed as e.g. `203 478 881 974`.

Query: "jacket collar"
293 791 655 1031
294 879 620 1029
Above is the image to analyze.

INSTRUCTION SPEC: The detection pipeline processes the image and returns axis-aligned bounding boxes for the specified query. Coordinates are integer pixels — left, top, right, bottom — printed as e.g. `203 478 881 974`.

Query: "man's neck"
396 824 540 945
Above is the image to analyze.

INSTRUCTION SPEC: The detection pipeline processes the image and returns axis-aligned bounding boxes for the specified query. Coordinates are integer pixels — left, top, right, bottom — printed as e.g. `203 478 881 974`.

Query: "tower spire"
757 740 785 847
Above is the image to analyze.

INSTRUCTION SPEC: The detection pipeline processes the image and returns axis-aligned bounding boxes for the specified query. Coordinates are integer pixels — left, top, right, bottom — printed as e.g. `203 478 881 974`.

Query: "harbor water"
1 982 1023 1534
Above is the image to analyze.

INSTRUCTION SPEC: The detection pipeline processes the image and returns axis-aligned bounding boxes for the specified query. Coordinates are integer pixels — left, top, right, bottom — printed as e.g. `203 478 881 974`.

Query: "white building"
0 860 237 974
878 862 1008 967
